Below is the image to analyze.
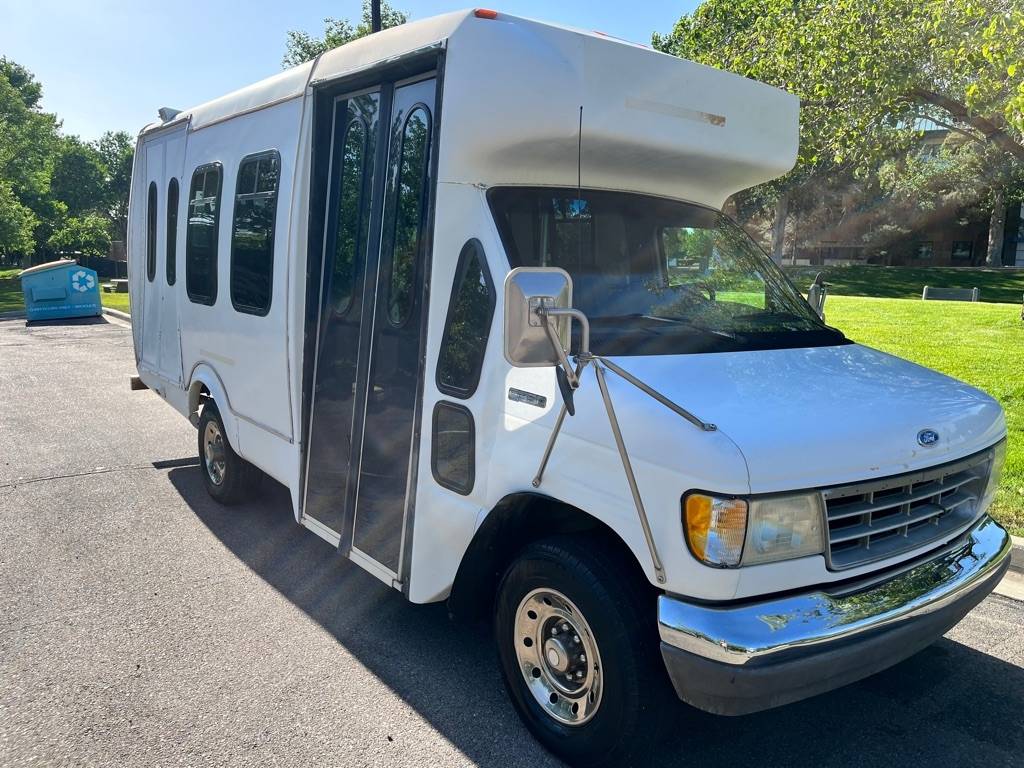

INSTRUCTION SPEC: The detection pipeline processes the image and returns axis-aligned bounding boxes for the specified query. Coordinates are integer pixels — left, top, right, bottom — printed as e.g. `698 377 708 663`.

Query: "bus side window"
185 163 223 306
230 151 281 315
436 239 495 398
166 178 179 285
146 182 157 282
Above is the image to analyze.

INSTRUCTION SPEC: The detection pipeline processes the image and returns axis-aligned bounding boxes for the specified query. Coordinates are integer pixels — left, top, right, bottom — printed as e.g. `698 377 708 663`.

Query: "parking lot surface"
2 317 1023 767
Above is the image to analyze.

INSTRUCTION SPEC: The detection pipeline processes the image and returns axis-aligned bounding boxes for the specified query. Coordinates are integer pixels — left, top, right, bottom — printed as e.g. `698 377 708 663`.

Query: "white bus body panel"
128 11 1004 607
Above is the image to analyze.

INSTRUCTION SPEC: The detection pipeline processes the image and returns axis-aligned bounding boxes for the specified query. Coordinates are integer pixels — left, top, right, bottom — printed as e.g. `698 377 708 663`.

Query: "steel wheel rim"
203 421 227 486
514 588 603 726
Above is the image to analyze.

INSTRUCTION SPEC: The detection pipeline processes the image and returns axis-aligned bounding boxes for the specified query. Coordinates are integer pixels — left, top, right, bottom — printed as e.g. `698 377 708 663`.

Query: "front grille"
823 450 992 571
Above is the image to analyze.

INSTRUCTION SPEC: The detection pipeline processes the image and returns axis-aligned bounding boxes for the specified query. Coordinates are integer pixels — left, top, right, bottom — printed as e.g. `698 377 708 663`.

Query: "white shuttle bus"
128 10 1011 765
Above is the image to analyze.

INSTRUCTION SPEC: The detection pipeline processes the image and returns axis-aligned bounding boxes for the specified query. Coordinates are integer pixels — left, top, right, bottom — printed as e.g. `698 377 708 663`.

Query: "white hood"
608 343 1006 493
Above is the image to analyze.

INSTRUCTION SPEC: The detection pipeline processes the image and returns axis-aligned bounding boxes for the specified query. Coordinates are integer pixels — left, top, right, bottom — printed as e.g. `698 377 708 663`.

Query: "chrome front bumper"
658 515 1011 715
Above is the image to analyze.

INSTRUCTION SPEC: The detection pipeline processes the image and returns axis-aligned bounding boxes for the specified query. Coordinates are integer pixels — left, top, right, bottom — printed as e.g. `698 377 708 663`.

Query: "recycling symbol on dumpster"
70 270 95 293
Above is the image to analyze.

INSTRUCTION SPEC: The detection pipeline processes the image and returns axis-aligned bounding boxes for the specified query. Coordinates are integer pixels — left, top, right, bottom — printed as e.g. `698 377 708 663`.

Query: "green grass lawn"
102 291 131 313
826 295 1024 534
785 265 1024 304
0 277 23 313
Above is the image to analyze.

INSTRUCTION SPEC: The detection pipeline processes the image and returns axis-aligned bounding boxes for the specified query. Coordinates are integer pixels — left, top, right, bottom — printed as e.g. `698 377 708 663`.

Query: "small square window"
432 402 474 495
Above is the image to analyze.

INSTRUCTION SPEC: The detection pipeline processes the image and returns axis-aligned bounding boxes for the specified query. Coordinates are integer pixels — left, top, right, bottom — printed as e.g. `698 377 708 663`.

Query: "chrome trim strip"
300 514 341 547
349 546 400 589
658 515 1010 666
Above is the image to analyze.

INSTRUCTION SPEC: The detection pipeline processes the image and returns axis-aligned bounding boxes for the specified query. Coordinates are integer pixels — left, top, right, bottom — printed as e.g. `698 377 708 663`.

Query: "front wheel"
494 536 674 767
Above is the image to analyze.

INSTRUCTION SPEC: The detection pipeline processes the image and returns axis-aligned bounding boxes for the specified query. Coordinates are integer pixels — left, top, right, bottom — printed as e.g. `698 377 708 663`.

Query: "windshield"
489 187 846 356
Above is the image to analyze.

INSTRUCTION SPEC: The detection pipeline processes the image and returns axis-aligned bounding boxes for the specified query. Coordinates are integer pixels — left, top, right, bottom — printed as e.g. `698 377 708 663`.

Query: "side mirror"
504 267 573 367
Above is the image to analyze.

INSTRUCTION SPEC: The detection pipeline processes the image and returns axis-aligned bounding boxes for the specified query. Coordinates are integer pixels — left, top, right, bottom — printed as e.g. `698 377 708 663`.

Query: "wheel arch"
447 492 655 622
187 363 240 451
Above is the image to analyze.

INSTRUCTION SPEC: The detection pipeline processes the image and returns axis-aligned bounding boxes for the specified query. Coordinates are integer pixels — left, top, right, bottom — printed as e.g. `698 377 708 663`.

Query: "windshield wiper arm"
592 313 739 340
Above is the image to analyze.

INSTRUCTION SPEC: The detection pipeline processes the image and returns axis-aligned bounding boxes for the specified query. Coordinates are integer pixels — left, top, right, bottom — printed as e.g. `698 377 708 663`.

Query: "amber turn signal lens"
684 494 748 567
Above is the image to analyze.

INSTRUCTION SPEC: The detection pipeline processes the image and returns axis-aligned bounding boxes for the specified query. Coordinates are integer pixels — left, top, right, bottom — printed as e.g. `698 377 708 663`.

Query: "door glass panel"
303 93 379 534
352 77 436 572
387 106 431 326
332 118 367 316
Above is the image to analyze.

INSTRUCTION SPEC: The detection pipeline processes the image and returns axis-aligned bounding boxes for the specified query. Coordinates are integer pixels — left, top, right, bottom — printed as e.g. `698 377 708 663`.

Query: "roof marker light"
474 9 499 19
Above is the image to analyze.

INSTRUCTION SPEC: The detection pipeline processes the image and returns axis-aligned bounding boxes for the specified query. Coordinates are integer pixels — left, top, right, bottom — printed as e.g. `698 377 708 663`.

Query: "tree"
95 131 134 243
47 214 111 258
283 1 408 67
654 0 1024 264
0 58 43 110
51 137 107 217
0 179 36 258
1 60 134 262
0 58 60 259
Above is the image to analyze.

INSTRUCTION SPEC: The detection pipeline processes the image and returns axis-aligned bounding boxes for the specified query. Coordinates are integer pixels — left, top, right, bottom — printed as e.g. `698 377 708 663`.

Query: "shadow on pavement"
168 466 1024 768
25 315 109 327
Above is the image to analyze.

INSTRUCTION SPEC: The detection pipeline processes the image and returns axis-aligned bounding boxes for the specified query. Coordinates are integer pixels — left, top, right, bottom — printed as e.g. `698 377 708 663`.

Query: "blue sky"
1 1 699 140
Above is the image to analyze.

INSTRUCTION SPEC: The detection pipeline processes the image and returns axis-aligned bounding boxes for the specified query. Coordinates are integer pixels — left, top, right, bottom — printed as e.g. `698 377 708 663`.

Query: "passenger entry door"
303 75 437 584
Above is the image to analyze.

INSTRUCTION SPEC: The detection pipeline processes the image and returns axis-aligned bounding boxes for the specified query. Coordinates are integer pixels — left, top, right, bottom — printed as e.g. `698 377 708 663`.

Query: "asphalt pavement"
2 317 1023 767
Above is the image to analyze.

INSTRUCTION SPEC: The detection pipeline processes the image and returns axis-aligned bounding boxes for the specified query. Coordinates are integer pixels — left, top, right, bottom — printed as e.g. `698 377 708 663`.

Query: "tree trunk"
771 192 789 265
986 188 1006 267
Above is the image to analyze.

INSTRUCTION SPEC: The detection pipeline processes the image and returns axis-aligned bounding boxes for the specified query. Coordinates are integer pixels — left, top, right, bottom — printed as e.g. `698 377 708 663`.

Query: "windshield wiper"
591 313 739 340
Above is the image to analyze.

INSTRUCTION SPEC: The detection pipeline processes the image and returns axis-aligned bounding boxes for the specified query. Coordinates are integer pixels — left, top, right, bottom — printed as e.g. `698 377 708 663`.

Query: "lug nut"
551 626 558 635
579 654 586 663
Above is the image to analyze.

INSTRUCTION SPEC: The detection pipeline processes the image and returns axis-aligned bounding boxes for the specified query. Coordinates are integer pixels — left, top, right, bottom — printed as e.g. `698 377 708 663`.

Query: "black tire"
494 535 675 767
197 402 257 505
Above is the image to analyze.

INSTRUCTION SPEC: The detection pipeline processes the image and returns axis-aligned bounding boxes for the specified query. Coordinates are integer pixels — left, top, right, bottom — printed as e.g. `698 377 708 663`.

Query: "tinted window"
387 106 431 326
146 182 157 282
230 151 280 315
432 401 474 495
166 178 178 285
437 240 494 398
185 163 222 305
332 118 367 314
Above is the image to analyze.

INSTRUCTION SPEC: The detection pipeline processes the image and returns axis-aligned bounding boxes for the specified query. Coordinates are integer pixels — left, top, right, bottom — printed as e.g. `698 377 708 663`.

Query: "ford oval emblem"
917 429 940 447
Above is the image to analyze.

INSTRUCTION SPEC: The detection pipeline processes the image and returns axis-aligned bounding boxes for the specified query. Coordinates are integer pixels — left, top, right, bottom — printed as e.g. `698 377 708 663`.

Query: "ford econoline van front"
127 11 1011 767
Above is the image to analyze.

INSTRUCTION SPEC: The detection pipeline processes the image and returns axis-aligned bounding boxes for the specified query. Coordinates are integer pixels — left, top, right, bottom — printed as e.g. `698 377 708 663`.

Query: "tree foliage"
654 0 1024 170
47 213 111 258
51 137 108 217
95 130 135 242
0 59 132 263
283 1 408 67
654 0 1024 264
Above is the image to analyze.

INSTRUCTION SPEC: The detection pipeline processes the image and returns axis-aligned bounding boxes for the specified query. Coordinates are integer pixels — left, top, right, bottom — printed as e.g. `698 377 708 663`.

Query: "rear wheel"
494 535 673 767
197 402 257 505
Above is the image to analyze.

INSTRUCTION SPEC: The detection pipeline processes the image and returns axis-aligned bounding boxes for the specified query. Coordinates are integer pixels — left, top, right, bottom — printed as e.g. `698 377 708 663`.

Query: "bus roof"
144 9 799 208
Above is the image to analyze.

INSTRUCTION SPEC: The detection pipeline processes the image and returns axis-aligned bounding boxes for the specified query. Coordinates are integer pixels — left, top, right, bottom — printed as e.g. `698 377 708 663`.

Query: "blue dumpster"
19 260 102 322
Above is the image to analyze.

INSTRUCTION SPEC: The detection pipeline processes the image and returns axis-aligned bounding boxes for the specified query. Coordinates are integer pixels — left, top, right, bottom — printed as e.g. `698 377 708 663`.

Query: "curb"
102 307 131 323
1011 535 1024 575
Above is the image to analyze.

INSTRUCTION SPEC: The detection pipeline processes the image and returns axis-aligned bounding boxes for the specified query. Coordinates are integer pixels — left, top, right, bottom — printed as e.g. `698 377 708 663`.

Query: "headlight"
982 439 1007 509
743 493 825 565
683 491 825 568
